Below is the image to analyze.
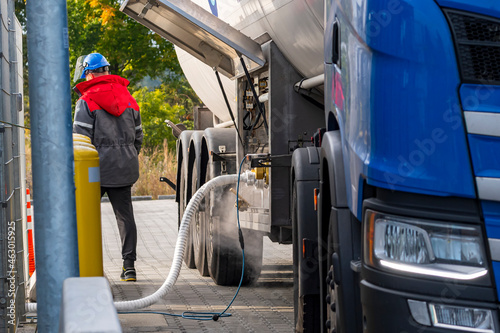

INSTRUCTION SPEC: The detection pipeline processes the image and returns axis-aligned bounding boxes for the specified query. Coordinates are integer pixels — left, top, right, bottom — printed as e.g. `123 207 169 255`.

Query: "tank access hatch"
120 0 266 79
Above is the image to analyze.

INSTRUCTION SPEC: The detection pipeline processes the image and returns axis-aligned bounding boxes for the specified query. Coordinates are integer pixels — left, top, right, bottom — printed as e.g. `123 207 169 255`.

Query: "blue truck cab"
322 0 500 331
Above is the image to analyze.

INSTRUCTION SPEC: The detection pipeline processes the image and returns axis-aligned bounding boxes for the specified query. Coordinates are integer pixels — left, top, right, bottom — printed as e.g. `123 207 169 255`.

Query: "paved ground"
18 199 294 332
103 199 293 332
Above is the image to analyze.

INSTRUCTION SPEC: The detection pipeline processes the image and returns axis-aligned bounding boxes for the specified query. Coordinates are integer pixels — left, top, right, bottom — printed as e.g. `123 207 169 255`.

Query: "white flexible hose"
26 173 246 313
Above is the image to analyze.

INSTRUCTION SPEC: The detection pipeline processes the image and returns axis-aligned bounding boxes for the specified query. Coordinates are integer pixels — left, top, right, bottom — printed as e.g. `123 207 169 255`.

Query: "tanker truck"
121 0 500 332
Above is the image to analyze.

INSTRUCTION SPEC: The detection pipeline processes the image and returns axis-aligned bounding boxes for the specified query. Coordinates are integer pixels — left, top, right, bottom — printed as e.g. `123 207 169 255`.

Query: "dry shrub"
132 140 177 198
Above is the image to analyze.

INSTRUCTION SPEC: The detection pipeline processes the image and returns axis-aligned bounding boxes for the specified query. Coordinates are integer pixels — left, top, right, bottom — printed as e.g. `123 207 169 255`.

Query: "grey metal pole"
26 1 79 332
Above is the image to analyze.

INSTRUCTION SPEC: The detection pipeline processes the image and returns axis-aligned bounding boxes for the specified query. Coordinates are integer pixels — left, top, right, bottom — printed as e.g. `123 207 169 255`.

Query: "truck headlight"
408 300 495 332
364 210 488 280
430 303 494 332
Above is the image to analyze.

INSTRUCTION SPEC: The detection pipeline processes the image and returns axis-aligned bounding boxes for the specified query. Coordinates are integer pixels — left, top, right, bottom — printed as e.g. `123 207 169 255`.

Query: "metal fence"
0 0 26 331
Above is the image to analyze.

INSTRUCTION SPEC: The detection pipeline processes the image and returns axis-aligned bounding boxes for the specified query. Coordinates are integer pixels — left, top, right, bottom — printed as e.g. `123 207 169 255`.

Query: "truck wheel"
205 186 240 285
191 159 209 276
179 161 196 269
205 171 263 285
325 208 361 333
292 180 320 333
326 220 340 332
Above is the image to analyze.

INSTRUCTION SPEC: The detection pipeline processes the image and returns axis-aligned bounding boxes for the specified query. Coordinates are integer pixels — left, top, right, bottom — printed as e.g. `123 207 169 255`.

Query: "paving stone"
101 199 294 332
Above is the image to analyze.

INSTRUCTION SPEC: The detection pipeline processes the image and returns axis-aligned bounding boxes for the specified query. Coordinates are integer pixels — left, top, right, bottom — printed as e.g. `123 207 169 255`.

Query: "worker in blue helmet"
73 52 143 282
73 53 111 83
80 53 110 79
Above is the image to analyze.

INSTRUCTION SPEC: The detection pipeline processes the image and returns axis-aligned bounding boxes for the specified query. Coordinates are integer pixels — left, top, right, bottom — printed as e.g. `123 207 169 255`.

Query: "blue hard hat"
80 53 110 79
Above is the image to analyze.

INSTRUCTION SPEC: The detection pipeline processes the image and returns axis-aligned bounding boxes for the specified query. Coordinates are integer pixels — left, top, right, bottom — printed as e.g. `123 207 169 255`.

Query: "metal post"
26 1 80 332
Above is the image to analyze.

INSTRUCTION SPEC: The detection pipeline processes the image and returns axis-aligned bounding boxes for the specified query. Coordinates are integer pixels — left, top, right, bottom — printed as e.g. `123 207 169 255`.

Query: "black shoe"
120 267 136 282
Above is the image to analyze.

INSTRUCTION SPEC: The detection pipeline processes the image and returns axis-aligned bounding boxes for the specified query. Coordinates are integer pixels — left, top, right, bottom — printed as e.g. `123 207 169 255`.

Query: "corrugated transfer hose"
26 173 248 313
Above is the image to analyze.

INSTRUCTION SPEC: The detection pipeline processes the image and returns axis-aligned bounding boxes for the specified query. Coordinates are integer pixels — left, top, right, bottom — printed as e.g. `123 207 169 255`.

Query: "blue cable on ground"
119 156 248 322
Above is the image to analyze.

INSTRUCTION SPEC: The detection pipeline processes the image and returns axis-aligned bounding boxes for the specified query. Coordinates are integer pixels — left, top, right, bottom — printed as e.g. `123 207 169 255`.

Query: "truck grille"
444 9 500 85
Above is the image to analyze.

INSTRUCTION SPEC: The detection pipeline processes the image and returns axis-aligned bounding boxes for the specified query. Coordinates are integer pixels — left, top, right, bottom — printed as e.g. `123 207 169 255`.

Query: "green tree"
67 0 182 85
133 77 198 152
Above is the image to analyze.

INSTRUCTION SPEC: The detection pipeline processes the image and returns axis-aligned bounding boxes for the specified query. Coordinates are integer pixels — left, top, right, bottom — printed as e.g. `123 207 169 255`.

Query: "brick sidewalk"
103 199 294 333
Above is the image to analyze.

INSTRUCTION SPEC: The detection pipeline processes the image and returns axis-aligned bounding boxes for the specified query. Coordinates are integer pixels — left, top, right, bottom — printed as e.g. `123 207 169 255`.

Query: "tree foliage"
16 0 182 86
67 0 182 85
16 0 200 148
133 76 199 152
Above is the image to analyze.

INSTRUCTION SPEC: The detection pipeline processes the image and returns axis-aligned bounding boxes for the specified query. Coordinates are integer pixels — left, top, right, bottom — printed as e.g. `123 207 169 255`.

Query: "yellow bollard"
74 142 96 150
73 133 92 144
73 142 103 277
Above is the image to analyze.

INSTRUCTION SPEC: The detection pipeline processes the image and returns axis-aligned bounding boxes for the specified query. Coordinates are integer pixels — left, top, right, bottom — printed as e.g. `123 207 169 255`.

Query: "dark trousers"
101 186 137 266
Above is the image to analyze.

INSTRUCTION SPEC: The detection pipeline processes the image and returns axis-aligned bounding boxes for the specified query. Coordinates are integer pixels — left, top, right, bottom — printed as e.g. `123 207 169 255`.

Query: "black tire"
292 180 321 333
179 160 196 269
324 202 361 333
205 167 263 285
191 159 209 276
326 218 340 332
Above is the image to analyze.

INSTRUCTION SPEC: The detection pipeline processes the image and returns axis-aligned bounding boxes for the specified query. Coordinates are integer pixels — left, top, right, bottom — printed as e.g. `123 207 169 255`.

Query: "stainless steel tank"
177 0 324 122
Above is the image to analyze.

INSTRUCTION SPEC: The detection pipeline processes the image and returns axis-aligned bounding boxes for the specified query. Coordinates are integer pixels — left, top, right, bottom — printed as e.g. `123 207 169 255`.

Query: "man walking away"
73 53 143 282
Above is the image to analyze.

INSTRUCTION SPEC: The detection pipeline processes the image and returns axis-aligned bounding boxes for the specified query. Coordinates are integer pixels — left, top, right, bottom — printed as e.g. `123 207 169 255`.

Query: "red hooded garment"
73 75 143 187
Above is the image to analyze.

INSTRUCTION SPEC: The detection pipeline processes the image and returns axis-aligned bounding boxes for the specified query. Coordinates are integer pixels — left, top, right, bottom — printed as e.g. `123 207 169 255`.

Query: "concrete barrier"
59 277 121 333
158 195 175 200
